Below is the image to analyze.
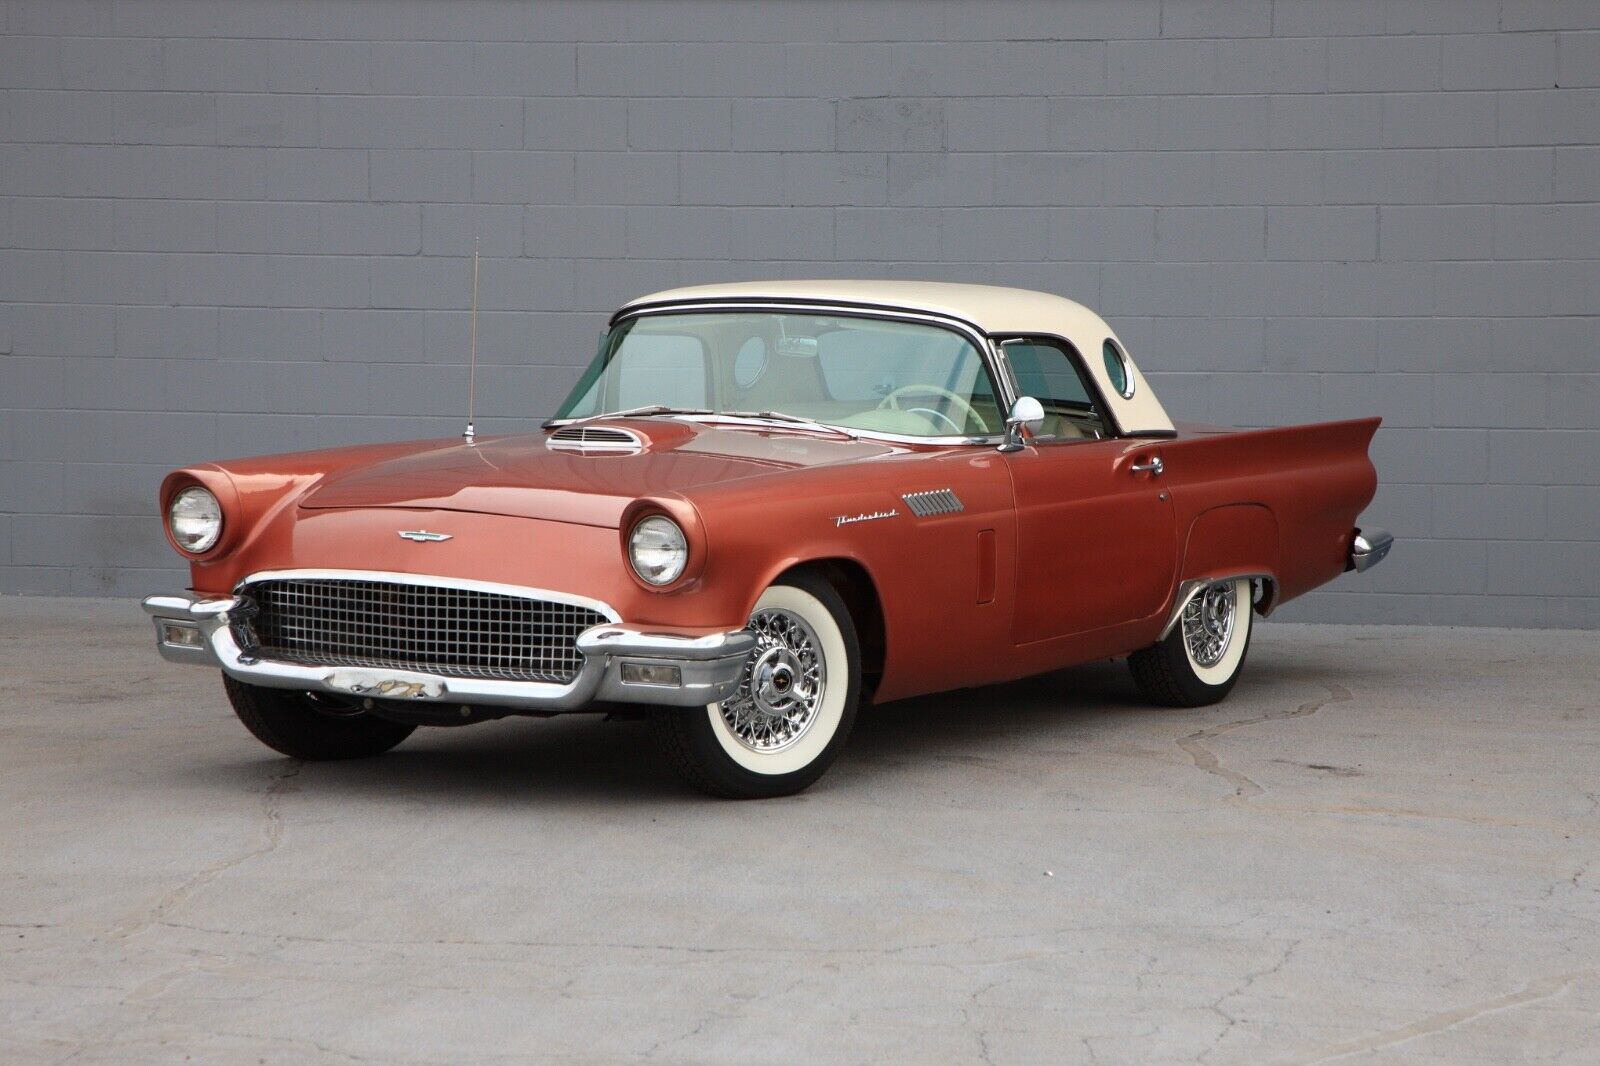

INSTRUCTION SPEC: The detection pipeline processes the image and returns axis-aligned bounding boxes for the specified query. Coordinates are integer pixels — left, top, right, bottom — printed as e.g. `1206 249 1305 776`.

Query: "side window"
613 334 708 410
1002 338 1110 442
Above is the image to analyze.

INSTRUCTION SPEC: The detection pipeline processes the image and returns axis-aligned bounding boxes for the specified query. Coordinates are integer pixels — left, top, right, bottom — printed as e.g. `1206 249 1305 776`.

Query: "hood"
299 419 899 527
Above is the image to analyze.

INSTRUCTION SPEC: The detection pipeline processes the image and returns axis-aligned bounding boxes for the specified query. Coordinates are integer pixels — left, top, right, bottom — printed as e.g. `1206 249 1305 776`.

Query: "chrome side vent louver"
902 489 964 517
548 425 643 453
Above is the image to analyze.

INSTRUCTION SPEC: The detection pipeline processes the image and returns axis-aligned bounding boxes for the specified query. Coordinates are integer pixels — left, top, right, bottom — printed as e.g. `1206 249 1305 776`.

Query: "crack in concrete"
1297 970 1596 1064
1199 938 1301 1064
1178 683 1351 802
105 761 302 941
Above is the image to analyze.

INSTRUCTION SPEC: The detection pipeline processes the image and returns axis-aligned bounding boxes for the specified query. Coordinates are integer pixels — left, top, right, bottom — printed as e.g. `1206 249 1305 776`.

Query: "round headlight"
168 486 223 554
628 515 687 586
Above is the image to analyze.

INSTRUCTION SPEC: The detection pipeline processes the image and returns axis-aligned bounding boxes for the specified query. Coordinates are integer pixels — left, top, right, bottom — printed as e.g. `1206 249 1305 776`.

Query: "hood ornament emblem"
398 530 452 543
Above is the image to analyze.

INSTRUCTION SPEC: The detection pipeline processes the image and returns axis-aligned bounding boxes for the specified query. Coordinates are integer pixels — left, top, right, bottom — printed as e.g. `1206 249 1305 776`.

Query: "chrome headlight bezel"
628 515 688 587
168 485 224 554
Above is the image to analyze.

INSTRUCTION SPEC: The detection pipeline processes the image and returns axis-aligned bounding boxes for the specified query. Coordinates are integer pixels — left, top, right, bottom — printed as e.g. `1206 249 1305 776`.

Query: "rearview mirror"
999 396 1045 453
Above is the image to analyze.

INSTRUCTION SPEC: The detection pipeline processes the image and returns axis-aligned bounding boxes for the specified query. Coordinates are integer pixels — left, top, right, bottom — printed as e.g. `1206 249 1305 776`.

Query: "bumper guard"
1348 528 1394 573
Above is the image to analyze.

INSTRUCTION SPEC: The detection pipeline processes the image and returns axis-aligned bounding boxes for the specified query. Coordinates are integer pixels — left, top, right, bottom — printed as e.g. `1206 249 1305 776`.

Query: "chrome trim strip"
576 626 753 660
141 587 754 711
233 569 622 623
541 417 986 450
1158 573 1277 641
1349 528 1393 573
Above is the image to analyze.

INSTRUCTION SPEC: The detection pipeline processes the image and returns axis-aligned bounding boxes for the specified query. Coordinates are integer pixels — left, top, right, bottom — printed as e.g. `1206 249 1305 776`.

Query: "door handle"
1131 456 1164 476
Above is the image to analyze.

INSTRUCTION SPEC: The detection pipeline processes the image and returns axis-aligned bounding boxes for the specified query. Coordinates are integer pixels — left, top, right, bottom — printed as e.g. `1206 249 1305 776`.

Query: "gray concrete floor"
2 597 1597 1065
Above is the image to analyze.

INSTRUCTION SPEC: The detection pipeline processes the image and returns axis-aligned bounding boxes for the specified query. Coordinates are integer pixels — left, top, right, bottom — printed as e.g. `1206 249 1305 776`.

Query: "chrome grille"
236 578 609 685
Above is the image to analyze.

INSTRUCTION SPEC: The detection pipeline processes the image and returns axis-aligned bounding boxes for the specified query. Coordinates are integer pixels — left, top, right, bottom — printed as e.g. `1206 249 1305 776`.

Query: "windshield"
554 311 1003 438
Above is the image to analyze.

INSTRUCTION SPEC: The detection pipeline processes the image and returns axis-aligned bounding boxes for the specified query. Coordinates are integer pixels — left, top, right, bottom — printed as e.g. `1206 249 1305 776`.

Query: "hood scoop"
546 424 643 454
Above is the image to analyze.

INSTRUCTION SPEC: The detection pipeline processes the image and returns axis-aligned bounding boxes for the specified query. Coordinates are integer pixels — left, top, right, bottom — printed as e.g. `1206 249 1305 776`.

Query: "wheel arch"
1174 503 1283 626
1184 505 1280 605
769 557 887 698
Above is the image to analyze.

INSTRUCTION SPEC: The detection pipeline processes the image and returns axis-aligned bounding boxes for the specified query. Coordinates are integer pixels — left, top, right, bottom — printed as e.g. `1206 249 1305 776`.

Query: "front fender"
686 448 1017 702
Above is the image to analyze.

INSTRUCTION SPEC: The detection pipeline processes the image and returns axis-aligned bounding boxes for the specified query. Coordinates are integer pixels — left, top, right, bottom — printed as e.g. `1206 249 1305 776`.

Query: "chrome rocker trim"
1348 528 1394 574
142 577 754 711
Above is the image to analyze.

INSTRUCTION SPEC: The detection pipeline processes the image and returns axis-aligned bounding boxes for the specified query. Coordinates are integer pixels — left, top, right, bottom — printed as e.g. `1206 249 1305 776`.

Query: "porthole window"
1102 339 1133 399
733 336 768 388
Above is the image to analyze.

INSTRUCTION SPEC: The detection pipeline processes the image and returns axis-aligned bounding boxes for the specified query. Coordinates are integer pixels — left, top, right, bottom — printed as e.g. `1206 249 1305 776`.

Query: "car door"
998 337 1177 645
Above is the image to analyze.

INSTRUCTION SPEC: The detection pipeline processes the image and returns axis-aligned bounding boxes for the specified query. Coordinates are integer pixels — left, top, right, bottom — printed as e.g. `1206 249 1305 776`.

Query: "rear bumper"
141 593 753 711
1348 528 1394 573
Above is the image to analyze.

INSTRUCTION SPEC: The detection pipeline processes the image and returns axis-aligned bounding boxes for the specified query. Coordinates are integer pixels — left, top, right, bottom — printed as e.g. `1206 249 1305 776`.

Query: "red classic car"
144 281 1391 798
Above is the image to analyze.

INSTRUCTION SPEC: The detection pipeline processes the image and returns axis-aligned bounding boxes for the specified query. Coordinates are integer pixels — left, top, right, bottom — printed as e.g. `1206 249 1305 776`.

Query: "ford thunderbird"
144 281 1391 798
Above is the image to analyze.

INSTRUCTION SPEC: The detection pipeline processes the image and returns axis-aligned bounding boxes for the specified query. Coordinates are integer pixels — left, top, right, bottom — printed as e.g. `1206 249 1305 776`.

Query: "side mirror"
999 396 1045 453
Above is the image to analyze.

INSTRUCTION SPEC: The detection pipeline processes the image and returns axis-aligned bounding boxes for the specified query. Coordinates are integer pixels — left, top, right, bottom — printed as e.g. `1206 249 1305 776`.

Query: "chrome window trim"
233 569 621 624
572 299 1018 448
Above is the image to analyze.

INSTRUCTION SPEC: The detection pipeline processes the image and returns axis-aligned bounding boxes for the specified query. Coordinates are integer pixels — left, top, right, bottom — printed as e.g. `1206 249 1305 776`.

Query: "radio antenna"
463 236 480 445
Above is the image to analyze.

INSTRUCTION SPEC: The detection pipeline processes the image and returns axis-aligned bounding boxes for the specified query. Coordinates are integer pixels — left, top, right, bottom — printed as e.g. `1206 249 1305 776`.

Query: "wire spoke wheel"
1182 580 1237 668
719 607 827 753
652 575 859 798
1129 577 1254 709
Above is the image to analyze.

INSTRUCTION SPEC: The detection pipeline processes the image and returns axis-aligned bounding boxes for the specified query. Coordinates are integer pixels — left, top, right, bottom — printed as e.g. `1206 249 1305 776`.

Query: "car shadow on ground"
177 651 1389 808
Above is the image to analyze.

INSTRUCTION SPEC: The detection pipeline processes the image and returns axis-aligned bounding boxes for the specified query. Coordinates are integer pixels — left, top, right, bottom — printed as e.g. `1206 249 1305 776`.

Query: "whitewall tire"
1129 578 1254 707
652 573 860 798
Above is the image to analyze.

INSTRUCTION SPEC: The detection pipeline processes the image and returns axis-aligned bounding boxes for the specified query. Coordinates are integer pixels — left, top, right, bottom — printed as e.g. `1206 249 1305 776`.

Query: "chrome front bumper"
141 593 754 711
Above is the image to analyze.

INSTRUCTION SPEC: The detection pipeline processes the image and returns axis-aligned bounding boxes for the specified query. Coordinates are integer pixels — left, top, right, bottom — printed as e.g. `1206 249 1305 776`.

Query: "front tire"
223 674 416 760
1129 577 1254 707
652 573 860 798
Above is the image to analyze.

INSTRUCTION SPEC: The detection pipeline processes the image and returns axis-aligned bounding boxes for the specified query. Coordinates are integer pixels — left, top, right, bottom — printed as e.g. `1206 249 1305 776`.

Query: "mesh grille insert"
237 577 608 685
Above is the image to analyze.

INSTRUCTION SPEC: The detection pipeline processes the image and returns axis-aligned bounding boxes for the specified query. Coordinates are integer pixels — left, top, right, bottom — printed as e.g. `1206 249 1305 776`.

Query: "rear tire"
1129 577 1254 707
652 573 860 799
222 674 415 760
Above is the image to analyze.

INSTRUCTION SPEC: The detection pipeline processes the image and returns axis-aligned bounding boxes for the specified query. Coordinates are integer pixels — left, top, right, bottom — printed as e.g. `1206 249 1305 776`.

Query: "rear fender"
1178 503 1281 614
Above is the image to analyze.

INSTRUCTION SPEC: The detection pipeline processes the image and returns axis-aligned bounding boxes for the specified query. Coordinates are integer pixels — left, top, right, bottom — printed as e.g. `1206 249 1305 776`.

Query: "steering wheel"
878 384 991 435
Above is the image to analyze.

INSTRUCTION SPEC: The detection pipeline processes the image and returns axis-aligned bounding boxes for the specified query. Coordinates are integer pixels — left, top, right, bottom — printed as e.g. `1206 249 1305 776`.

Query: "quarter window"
1103 339 1133 398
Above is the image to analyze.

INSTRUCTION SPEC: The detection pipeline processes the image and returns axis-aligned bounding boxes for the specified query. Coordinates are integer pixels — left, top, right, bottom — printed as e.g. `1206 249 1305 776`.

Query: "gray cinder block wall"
1 0 1597 627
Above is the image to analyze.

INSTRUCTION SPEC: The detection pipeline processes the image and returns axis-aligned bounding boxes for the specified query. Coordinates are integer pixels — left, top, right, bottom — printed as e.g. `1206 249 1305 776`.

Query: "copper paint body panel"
160 415 1379 708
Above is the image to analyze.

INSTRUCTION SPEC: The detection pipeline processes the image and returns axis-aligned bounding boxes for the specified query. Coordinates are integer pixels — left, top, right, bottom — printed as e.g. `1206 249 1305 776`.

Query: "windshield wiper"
543 405 713 428
722 410 858 440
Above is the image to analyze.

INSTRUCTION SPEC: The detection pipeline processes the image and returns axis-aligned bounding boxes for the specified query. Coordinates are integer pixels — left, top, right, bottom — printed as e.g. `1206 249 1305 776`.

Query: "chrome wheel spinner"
720 608 826 753
1182 580 1237 668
